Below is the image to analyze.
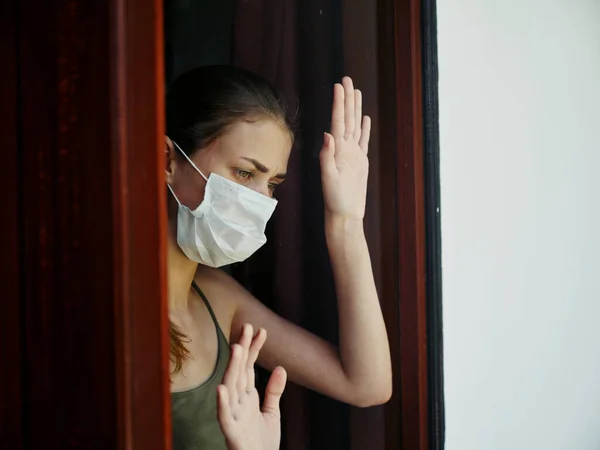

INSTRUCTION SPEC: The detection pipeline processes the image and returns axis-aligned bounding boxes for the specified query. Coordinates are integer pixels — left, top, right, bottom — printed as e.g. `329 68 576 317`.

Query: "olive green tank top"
171 282 230 450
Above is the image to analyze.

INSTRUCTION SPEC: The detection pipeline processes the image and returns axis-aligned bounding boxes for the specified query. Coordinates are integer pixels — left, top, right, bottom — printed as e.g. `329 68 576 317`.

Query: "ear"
165 136 176 184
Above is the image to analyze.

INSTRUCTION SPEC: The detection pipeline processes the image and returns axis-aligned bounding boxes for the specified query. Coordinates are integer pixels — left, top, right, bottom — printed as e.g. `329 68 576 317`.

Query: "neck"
167 232 198 312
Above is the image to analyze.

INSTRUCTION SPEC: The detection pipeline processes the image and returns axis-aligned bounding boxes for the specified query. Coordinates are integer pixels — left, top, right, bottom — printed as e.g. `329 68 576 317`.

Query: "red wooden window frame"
111 0 171 448
2 0 170 448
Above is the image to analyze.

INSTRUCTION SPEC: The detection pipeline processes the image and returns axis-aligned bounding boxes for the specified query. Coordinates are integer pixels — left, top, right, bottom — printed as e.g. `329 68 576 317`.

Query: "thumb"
319 132 337 177
261 366 287 418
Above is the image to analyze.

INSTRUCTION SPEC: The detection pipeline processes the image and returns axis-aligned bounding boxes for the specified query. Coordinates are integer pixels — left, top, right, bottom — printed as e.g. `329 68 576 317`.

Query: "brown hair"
166 65 295 374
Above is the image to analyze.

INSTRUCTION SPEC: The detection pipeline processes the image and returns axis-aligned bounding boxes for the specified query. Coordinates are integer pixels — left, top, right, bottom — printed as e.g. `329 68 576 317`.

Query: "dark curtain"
164 1 351 448
231 2 350 449
164 0 235 85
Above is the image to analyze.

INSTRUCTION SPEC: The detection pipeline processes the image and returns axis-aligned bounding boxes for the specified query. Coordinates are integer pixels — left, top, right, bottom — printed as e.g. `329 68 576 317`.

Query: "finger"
358 115 371 154
320 133 337 179
222 344 242 405
247 328 266 367
236 324 252 397
217 385 235 434
246 328 267 392
353 89 363 142
261 366 287 418
342 77 355 139
331 83 345 140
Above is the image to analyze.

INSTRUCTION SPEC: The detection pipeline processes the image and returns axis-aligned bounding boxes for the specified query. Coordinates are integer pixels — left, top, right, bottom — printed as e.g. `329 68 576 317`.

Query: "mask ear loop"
167 184 182 205
172 140 209 181
167 139 210 205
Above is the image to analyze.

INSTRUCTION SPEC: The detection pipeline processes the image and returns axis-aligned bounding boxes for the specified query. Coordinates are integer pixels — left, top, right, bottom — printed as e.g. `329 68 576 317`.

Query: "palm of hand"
217 325 287 450
221 385 280 450
320 77 372 221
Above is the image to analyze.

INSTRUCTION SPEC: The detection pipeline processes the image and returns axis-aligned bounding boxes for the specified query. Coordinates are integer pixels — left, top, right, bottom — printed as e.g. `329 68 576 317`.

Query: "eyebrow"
241 157 286 179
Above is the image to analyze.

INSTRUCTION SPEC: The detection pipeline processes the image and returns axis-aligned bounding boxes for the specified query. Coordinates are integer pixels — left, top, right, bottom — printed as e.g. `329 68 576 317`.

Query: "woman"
167 65 392 450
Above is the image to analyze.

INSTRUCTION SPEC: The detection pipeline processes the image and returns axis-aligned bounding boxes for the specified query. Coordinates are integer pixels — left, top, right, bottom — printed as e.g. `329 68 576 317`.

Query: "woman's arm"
231 77 391 407
229 278 390 407
322 213 392 405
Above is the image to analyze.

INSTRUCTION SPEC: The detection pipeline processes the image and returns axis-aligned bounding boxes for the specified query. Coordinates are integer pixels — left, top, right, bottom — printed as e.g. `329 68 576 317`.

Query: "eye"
268 182 278 194
235 169 253 180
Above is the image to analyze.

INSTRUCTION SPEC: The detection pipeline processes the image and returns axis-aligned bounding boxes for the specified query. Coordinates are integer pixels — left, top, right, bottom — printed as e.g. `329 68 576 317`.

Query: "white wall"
437 1 600 449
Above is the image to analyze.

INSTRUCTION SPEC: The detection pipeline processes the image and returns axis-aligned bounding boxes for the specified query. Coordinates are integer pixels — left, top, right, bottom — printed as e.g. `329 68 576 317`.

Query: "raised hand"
217 324 287 450
320 77 371 221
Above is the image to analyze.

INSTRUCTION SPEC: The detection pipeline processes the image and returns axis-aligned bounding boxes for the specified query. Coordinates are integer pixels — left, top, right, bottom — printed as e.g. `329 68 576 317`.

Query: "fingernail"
324 132 329 146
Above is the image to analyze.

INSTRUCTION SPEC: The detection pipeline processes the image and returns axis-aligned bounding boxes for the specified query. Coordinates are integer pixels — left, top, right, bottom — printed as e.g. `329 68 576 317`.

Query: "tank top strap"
191 281 228 343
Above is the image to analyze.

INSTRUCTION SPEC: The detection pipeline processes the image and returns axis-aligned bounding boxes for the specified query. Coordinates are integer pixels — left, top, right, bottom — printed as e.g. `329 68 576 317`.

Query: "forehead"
213 119 292 171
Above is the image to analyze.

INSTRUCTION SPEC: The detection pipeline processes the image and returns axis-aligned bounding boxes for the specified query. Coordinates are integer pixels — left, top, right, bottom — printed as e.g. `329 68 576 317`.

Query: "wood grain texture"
11 0 169 448
111 0 170 449
18 0 118 447
375 1 404 448
0 0 22 447
392 0 430 448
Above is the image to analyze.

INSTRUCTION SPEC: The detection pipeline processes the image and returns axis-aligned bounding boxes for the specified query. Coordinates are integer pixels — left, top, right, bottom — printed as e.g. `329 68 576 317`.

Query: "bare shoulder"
193 265 250 339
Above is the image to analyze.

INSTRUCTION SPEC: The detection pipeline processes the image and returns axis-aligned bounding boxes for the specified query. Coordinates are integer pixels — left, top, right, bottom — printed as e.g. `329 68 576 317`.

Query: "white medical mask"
167 141 277 267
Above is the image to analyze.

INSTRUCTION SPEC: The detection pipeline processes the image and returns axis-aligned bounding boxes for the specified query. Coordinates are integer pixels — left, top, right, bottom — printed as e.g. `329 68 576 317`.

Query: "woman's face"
166 118 292 211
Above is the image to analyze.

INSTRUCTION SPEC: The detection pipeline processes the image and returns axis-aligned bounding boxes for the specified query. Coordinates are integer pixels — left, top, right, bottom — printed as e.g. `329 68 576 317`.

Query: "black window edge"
422 0 445 449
